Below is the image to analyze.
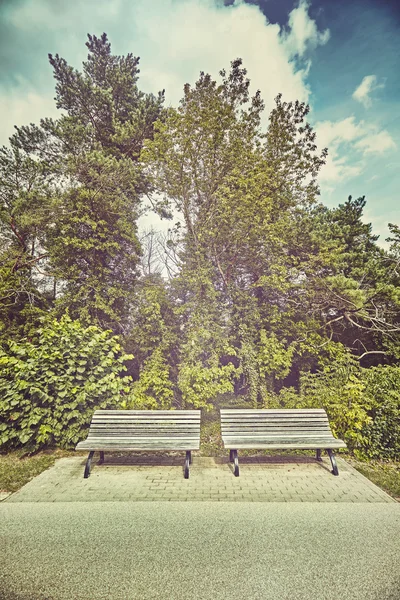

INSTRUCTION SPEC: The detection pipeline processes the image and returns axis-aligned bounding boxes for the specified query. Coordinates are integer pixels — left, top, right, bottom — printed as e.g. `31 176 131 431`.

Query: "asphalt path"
1 501 399 600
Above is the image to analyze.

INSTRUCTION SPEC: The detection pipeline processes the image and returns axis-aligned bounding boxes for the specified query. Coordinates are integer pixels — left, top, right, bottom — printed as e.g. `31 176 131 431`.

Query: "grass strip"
0 449 74 493
349 459 400 501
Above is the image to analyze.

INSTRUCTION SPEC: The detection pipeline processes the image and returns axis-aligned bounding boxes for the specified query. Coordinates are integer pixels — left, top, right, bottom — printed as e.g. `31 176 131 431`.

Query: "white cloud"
363 209 400 249
283 0 330 58
314 115 396 186
317 154 363 191
127 0 321 109
315 116 367 186
315 116 368 148
0 84 60 146
354 130 396 155
352 75 385 108
0 0 331 145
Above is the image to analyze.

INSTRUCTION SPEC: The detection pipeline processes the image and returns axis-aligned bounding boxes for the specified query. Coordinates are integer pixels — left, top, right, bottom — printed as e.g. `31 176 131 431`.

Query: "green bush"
265 353 400 459
361 366 400 459
178 362 236 410
299 355 373 449
121 348 174 410
0 314 133 450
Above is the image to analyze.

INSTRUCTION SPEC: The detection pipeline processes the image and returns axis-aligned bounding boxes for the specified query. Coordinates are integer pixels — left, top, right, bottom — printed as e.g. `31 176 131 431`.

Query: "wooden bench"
220 408 346 477
76 409 201 479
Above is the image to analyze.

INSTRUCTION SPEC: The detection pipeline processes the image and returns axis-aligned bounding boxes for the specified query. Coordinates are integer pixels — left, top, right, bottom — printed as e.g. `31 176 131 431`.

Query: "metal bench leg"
99 451 105 465
184 451 191 479
233 450 239 477
229 449 234 463
84 451 95 478
316 449 323 462
327 449 339 476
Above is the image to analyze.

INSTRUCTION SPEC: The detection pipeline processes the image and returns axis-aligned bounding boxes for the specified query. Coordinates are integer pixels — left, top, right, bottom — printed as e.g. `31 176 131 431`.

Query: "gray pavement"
1 502 400 600
1 454 399 600
5 454 395 503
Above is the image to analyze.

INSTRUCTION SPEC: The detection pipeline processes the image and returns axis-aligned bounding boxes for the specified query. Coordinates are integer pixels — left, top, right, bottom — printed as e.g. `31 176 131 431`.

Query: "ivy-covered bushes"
0 315 133 450
178 361 236 409
361 366 400 459
121 348 174 410
266 353 400 459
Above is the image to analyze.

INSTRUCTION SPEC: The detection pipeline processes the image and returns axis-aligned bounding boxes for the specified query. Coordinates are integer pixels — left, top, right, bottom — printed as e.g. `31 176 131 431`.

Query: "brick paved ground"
6 453 395 503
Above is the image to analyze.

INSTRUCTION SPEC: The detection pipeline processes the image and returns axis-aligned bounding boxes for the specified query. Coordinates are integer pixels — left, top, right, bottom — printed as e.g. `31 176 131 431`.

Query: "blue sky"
0 0 399 243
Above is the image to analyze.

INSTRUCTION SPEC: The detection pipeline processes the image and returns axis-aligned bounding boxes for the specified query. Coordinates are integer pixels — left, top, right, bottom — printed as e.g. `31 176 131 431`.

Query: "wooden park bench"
220 408 346 477
76 410 201 479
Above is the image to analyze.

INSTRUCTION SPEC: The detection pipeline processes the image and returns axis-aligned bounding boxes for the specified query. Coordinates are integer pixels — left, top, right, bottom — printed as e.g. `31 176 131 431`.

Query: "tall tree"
142 60 329 405
0 33 164 335
0 136 55 337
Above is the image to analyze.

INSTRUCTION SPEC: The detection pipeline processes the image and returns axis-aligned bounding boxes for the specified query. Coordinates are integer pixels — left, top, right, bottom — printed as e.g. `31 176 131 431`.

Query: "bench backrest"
87 410 201 441
220 408 333 437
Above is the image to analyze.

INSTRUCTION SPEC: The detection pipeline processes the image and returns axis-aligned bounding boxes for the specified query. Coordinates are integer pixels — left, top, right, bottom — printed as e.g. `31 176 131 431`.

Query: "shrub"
299 354 373 449
265 353 400 459
120 348 174 410
361 366 400 459
178 362 236 410
0 314 132 450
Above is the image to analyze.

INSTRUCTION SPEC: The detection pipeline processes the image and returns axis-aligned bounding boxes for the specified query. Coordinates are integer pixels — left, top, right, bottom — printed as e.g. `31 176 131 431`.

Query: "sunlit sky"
1 0 399 242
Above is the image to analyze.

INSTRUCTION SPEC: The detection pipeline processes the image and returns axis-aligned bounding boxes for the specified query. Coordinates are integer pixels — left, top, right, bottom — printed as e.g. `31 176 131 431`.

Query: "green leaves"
0 33 165 340
123 348 174 410
178 362 236 410
0 314 133 451
266 351 400 458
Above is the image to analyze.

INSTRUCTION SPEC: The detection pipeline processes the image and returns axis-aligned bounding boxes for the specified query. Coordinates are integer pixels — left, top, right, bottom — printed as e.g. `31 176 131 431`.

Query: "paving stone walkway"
6 453 395 503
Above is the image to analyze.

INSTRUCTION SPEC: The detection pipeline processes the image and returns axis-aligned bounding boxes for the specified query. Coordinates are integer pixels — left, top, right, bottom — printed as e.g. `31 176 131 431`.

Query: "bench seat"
220 408 346 476
76 409 201 478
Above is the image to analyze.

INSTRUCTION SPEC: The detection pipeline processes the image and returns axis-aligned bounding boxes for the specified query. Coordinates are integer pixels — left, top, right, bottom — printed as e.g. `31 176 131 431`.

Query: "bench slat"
77 441 200 449
93 412 200 419
87 433 199 438
221 409 326 413
77 410 201 454
222 418 328 421
221 419 330 424
220 409 346 450
89 420 198 423
90 423 198 431
222 435 343 442
223 442 346 449
221 424 331 429
221 411 327 415
94 410 199 414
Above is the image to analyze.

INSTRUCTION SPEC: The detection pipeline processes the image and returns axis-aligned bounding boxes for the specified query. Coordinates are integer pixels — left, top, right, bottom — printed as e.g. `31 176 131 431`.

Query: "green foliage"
299 354 372 448
267 351 400 459
175 292 238 409
0 33 164 339
126 274 178 378
121 348 174 410
1 35 400 461
49 32 164 161
257 330 294 381
48 150 142 329
360 366 400 459
237 328 294 407
0 315 132 450
0 136 54 339
178 362 236 410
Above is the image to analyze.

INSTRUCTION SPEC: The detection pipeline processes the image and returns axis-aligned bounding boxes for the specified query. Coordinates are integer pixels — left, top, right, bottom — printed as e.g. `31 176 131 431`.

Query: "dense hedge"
266 356 400 460
0 315 132 450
